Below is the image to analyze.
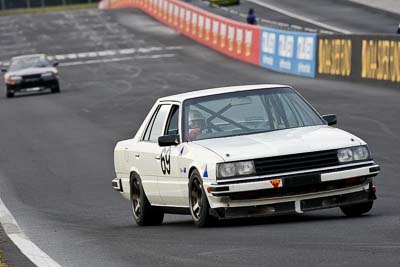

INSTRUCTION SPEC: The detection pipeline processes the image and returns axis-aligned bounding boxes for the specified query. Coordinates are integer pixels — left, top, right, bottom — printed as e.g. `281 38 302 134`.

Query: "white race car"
113 84 380 227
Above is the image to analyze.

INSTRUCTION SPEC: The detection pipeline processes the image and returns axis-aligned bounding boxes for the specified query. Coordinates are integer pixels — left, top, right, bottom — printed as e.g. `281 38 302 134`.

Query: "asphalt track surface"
250 0 400 33
0 7 399 267
188 0 334 33
188 0 400 34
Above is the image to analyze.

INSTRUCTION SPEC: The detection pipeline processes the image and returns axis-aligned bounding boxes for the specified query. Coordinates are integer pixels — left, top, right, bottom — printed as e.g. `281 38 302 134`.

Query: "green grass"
0 3 98 16
0 250 9 267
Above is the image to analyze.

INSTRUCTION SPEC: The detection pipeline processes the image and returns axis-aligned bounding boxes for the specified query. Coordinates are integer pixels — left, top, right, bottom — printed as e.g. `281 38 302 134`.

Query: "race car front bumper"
7 77 59 93
212 185 376 219
205 162 380 217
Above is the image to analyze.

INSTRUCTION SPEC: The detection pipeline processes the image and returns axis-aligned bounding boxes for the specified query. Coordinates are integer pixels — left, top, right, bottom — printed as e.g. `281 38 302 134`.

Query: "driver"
188 110 206 140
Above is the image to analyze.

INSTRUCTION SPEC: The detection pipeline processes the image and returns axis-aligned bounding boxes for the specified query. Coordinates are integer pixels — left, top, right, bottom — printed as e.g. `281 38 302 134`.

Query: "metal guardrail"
0 0 99 10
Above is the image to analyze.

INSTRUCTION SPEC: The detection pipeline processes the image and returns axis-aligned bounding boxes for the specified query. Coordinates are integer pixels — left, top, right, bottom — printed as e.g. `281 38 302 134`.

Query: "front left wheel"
130 174 164 226
6 90 14 98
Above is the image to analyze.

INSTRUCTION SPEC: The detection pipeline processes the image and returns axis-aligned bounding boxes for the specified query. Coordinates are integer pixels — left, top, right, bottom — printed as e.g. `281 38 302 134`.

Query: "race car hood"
4 67 57 78
194 125 364 162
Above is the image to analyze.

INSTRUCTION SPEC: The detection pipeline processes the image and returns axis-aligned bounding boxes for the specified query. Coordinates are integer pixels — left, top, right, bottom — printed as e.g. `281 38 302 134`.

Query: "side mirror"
53 62 59 67
1 67 7 73
322 114 337 126
158 134 180 147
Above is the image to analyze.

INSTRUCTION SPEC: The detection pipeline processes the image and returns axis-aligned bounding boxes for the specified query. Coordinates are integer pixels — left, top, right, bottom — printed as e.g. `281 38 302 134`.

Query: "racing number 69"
160 147 171 175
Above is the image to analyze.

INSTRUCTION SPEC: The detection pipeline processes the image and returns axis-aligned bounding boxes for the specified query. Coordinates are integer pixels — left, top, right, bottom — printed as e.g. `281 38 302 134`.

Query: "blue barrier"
260 28 317 77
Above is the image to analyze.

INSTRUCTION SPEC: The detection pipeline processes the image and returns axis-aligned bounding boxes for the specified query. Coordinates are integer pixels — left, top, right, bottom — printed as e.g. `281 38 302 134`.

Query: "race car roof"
159 84 290 103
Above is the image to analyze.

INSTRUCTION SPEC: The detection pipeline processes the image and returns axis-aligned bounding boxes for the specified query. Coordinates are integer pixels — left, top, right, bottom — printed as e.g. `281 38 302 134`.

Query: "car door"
156 104 189 207
135 103 171 206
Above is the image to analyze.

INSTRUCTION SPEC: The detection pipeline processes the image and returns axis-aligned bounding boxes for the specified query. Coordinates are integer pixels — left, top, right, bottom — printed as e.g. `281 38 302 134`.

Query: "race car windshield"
9 56 50 71
182 87 325 141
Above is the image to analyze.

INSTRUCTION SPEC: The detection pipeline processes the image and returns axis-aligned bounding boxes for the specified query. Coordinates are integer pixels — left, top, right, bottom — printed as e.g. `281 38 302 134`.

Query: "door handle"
135 154 140 158
155 156 161 160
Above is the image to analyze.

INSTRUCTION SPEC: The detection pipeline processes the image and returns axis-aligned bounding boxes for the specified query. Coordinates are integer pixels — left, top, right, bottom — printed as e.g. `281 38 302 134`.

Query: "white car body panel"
195 125 365 162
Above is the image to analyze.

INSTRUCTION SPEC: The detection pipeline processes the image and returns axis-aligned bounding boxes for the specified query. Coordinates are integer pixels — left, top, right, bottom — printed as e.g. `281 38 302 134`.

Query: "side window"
142 106 160 141
148 105 171 142
165 105 179 135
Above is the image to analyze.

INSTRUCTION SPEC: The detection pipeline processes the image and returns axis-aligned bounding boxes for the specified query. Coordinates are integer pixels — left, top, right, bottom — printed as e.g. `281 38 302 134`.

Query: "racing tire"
130 174 164 226
340 201 373 217
51 86 60 93
6 90 14 98
189 170 215 227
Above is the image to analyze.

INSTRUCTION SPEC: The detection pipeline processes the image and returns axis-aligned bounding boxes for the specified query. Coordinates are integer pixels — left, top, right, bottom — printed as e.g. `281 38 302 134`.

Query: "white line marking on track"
77 52 90 58
164 46 184 50
0 197 61 267
67 53 78 59
119 48 136 55
305 27 318 33
291 25 303 30
247 0 352 34
278 22 290 27
320 30 334 35
55 55 66 60
60 54 176 67
98 50 116 56
88 52 98 57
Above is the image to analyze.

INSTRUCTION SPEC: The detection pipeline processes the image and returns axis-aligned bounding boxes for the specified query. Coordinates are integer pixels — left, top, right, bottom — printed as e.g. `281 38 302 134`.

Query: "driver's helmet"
188 110 206 130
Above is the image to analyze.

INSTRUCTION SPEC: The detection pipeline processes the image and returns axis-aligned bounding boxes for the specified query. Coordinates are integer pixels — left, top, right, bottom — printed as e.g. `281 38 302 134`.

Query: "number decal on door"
160 147 171 175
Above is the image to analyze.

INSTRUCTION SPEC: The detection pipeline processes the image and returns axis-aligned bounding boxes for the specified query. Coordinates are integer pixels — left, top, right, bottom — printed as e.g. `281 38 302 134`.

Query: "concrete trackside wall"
100 0 260 65
99 0 400 85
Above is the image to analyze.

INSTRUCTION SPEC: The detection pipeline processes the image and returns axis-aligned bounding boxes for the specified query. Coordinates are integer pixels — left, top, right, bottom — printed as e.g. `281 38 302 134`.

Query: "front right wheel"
189 170 214 227
340 201 373 217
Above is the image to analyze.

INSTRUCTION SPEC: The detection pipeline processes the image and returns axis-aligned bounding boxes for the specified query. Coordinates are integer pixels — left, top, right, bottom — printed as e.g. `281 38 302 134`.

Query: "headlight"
6 75 22 84
41 72 56 77
217 160 256 178
218 163 236 177
10 75 22 81
353 146 370 160
337 146 370 163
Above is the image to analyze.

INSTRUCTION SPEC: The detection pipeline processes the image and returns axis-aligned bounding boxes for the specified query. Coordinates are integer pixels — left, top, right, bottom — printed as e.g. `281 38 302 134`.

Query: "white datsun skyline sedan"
113 84 380 227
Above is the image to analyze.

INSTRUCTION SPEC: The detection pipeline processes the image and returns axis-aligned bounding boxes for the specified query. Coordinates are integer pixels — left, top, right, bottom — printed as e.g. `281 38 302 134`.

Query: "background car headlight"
337 146 370 163
6 75 22 85
217 161 256 178
10 75 22 80
41 72 57 78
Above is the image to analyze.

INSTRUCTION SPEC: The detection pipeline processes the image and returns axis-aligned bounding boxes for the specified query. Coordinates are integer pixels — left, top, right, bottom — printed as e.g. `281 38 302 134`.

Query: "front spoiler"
214 188 375 219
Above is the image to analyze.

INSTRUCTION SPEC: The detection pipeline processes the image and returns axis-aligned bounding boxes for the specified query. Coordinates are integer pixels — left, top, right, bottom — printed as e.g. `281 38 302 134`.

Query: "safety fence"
99 0 400 85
